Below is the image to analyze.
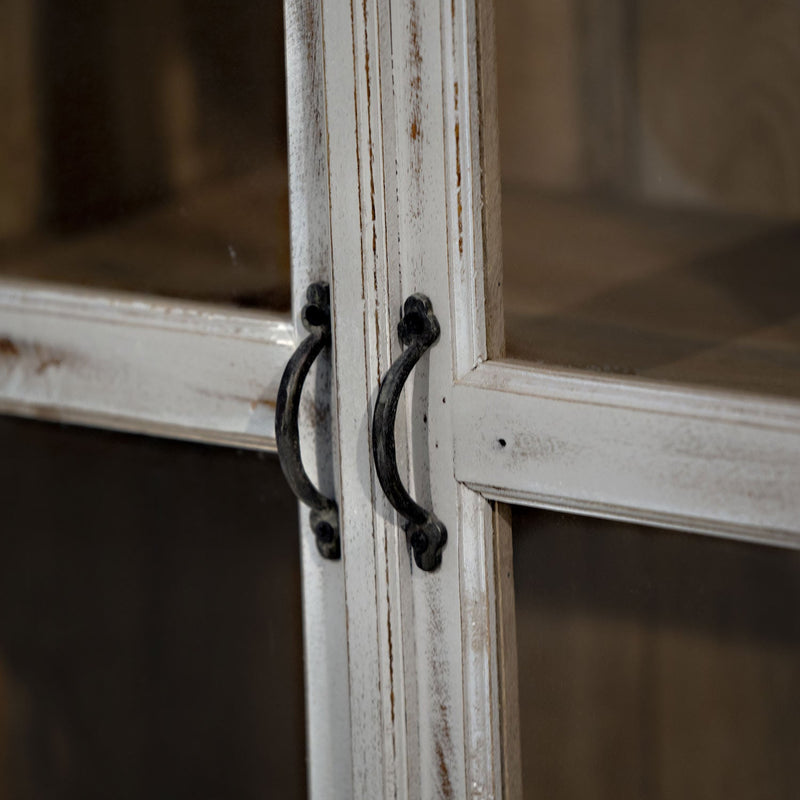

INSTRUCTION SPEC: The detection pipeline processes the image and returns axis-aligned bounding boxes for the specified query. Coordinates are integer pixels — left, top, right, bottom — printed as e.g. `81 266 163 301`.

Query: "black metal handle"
372 294 447 571
276 282 340 559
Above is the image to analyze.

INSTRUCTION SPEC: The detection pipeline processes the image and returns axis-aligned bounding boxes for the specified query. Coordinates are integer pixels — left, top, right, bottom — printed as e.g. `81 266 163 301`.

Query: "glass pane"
0 417 305 799
497 0 800 399
0 2 289 310
513 507 800 799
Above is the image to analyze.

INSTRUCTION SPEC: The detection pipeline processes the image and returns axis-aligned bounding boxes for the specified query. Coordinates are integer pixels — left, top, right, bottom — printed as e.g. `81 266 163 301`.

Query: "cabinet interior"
0 1 290 310
497 0 800 399
0 417 306 798
513 507 800 800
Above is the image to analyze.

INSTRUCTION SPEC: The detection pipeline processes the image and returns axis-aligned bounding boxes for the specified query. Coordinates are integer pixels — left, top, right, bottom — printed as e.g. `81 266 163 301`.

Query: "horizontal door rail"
0 279 293 449
454 360 800 549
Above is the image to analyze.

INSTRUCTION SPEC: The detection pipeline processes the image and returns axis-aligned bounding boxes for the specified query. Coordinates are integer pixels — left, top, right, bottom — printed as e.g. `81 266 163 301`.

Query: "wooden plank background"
495 0 800 217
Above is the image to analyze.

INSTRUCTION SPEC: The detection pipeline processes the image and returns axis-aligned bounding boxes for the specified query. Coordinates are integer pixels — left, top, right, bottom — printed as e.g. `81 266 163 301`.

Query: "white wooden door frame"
285 0 353 793
2 0 800 797
0 0 356 794
318 0 516 796
0 279 292 448
455 359 800 549
315 0 800 797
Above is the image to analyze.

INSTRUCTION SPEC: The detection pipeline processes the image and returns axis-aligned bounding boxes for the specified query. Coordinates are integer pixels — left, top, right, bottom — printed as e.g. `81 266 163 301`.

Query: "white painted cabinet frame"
311 0 800 797
0 1 354 796
2 0 800 797
316 0 516 795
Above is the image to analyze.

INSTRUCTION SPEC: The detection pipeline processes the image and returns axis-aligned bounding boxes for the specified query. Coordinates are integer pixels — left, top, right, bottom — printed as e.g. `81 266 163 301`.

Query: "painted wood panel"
454 360 800 547
0 280 292 448
496 0 800 216
318 0 513 796
285 0 353 795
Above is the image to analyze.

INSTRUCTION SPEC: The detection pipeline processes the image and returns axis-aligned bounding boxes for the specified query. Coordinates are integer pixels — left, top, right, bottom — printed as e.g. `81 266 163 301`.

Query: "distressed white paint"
0 279 292 448
441 0 518 795
454 360 800 548
0 0 514 796
318 0 510 796
319 0 409 795
285 0 353 795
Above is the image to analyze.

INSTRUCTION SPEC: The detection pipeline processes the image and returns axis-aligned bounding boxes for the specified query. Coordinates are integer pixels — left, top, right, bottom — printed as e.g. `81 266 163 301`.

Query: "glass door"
491 2 800 793
0 417 307 799
0 3 351 797
0 1 297 446
308 0 800 796
495 0 800 400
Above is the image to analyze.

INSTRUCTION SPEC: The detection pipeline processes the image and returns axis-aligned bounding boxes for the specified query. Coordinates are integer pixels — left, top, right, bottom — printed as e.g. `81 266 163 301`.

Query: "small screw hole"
498 438 507 448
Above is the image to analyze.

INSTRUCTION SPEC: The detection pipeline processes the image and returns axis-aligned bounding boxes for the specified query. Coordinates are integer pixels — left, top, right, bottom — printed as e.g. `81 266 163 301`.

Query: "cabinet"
1 0 799 797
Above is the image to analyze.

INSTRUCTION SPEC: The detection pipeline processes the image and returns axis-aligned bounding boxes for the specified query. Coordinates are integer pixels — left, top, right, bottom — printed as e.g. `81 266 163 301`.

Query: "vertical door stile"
442 0 522 797
320 0 519 796
320 0 413 795
285 1 353 797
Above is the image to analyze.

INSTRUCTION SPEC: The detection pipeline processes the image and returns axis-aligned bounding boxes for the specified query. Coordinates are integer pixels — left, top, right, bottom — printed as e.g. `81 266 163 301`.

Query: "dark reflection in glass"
0 417 305 799
496 0 800 399
0 1 289 308
513 507 800 800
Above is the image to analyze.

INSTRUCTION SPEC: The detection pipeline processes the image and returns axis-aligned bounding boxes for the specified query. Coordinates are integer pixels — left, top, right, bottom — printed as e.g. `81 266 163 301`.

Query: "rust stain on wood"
408 0 423 181
453 79 464 256
435 721 454 798
0 338 72 374
428 601 455 798
0 338 19 356
249 397 277 411
304 0 316 55
35 357 62 374
196 388 276 411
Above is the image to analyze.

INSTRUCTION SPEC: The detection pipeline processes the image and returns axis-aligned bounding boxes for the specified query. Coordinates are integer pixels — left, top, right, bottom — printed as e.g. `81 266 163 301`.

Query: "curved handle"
372 294 447 571
276 282 340 559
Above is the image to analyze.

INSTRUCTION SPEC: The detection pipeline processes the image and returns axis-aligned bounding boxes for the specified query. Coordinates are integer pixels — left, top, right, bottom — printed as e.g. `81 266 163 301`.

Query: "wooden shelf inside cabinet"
502 186 800 400
0 159 291 311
